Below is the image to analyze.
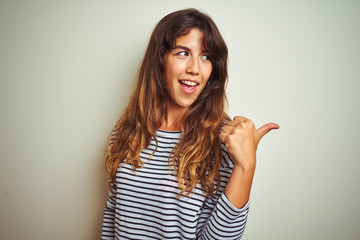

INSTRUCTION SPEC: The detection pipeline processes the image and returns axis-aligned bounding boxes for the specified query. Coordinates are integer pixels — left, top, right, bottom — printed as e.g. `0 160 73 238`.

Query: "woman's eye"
201 55 211 61
177 51 188 57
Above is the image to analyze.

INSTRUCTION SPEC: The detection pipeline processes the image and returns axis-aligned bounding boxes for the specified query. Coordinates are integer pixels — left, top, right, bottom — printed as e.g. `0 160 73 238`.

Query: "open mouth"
179 80 199 94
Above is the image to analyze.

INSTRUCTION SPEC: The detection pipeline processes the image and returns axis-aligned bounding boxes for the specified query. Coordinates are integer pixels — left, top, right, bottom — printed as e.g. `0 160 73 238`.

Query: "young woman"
101 8 279 240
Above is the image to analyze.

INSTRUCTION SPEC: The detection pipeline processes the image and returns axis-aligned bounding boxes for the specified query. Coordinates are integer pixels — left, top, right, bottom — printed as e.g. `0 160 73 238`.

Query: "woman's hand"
220 116 279 171
221 116 279 208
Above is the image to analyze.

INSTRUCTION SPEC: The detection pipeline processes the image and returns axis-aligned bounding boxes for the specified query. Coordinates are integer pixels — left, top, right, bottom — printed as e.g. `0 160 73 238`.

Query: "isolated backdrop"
1 0 359 239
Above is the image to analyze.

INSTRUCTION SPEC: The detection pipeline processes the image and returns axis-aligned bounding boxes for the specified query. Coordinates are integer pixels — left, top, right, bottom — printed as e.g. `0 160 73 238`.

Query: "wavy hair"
105 8 229 197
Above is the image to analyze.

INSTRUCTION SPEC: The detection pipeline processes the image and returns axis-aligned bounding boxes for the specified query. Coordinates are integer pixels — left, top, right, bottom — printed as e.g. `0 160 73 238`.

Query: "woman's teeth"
180 80 197 86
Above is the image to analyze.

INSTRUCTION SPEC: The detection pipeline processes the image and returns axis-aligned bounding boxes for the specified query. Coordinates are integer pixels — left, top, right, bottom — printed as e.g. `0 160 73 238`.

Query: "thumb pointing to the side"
257 122 280 142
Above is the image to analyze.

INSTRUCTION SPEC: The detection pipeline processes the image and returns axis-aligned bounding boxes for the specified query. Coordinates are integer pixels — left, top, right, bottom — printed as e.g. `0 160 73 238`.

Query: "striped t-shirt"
102 130 250 239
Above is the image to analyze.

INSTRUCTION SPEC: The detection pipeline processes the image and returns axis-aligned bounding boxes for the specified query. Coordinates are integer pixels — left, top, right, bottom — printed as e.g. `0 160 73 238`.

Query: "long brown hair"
105 8 229 197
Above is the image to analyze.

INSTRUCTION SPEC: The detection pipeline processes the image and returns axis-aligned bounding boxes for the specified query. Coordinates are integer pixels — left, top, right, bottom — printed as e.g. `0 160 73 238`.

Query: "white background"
1 0 359 239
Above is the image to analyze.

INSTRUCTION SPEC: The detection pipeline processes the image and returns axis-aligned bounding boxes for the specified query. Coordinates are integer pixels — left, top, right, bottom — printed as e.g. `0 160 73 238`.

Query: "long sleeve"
197 143 250 239
101 192 116 239
199 193 250 239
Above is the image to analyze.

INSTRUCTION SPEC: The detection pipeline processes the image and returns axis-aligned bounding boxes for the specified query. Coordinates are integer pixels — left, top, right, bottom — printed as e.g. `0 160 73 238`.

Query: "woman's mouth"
179 80 198 94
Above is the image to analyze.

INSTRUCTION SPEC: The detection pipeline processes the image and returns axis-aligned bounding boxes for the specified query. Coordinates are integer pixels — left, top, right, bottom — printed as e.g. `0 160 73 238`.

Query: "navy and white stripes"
102 130 249 239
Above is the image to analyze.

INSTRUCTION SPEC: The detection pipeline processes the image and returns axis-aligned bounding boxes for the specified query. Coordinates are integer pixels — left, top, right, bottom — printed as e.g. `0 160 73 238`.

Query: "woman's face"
164 28 213 113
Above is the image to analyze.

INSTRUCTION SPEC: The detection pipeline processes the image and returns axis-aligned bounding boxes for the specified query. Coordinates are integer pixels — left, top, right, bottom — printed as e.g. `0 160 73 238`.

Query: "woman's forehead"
173 28 210 51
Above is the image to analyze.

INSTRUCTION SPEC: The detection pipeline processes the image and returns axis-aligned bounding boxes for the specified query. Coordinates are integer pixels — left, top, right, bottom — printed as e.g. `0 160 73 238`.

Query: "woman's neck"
160 104 188 131
160 119 182 131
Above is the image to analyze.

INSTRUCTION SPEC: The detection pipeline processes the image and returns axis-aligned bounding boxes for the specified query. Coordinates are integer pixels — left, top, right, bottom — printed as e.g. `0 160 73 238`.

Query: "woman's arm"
197 148 250 240
224 165 255 209
101 192 116 239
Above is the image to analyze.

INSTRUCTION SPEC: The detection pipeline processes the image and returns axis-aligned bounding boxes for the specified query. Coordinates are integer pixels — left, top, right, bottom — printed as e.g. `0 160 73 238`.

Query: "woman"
101 8 278 239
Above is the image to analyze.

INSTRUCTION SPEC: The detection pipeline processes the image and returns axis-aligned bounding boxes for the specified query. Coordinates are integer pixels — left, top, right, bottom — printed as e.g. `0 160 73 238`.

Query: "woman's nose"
185 57 199 75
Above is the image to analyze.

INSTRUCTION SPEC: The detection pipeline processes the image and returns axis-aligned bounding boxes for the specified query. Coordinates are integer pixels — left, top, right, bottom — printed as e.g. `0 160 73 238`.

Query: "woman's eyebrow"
171 45 191 51
171 45 210 54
